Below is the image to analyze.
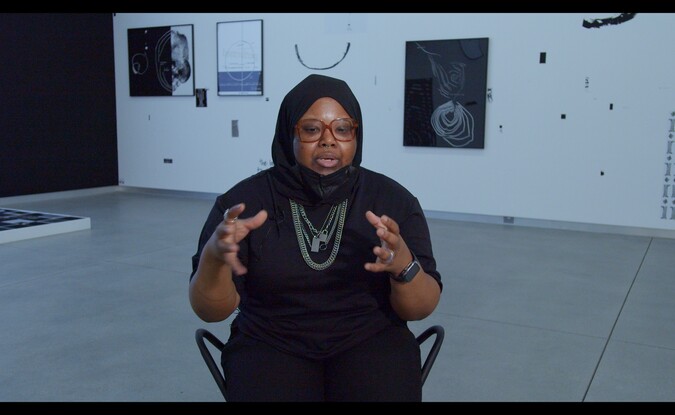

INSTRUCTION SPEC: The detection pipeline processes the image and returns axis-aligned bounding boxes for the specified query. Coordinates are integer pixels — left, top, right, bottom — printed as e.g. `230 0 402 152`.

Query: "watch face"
404 261 421 282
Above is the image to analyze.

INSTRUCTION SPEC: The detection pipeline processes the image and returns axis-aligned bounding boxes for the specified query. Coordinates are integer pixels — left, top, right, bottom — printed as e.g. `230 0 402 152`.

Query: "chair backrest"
195 324 445 400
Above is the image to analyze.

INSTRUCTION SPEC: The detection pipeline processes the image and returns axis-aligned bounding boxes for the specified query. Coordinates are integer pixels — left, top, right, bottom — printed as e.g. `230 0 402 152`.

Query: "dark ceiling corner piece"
582 13 637 29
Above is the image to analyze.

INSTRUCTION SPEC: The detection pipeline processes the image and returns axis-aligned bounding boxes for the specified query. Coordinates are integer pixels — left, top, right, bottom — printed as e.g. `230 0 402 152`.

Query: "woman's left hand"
364 210 413 275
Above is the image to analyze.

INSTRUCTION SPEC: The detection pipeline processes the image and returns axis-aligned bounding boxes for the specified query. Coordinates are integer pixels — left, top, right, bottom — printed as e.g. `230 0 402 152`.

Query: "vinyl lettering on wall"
661 112 675 220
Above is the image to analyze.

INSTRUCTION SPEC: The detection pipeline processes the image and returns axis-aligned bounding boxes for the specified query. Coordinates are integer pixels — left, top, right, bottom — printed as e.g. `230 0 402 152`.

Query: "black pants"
220 325 422 402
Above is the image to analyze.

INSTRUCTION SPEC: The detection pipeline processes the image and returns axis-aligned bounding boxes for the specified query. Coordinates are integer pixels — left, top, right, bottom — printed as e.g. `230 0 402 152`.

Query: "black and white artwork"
217 20 263 96
128 24 195 96
0 208 81 231
0 208 90 244
404 38 489 148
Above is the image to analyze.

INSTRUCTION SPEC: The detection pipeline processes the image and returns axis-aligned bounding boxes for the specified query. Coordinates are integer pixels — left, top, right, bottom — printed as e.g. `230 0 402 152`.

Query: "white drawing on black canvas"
130 51 149 75
155 29 191 93
416 42 475 148
128 25 194 97
295 43 350 70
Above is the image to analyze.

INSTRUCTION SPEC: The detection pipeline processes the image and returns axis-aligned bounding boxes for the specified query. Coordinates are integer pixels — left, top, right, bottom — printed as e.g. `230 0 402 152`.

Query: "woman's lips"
316 157 339 168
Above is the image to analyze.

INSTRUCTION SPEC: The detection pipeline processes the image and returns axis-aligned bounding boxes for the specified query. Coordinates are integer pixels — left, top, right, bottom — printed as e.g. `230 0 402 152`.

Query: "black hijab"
269 74 363 206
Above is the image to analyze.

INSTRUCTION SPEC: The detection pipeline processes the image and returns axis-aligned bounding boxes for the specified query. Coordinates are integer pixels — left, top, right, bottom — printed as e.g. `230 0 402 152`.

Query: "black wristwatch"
390 251 421 284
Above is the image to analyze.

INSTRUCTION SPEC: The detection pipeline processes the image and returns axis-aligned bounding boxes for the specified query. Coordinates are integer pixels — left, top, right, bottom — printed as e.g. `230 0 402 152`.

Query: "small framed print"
217 19 263 96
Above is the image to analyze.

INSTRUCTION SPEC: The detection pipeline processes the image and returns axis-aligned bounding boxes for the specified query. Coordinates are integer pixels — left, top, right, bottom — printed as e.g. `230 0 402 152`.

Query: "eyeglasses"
295 118 358 143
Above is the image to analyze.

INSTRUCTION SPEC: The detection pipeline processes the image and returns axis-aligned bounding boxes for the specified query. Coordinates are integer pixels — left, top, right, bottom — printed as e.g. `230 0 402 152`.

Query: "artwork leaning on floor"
127 24 195 96
404 38 489 148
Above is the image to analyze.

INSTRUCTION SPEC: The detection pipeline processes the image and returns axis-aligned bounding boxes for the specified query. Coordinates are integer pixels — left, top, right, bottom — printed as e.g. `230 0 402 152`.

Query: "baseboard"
424 210 675 240
3 186 674 240
117 186 219 200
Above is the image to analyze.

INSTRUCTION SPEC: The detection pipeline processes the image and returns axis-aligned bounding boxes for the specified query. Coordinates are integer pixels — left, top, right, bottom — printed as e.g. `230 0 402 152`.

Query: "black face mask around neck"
295 164 358 206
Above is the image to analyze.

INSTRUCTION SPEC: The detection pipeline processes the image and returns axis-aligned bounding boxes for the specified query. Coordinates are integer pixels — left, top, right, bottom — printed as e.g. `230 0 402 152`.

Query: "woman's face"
293 97 358 176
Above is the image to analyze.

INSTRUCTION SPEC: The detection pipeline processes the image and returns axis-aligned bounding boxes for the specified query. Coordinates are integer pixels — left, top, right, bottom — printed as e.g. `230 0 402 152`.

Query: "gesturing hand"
206 203 268 276
364 210 413 275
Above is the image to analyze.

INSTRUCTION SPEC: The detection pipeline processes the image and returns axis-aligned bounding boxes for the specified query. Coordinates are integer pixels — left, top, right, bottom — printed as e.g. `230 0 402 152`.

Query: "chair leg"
416 325 445 387
195 328 228 400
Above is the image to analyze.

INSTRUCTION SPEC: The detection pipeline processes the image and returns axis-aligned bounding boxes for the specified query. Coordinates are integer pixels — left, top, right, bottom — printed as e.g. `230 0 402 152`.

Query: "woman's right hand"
204 203 268 276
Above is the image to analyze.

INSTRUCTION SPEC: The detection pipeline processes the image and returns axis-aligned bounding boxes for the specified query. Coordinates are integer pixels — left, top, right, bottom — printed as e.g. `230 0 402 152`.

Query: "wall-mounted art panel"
128 24 194 96
404 38 489 148
217 19 263 96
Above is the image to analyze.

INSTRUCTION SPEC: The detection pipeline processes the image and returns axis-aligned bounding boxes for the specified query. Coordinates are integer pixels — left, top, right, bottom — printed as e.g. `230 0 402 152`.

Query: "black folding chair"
195 325 445 400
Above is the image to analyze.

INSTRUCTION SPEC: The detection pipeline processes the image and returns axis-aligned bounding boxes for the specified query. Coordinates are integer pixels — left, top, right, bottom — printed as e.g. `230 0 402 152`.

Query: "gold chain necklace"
289 198 348 271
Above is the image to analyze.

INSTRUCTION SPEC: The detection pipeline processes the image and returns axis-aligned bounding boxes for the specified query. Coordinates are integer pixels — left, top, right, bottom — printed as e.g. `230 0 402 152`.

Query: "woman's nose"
318 126 336 145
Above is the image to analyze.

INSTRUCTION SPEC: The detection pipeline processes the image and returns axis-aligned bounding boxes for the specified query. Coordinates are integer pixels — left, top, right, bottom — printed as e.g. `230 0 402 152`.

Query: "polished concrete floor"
0 187 673 402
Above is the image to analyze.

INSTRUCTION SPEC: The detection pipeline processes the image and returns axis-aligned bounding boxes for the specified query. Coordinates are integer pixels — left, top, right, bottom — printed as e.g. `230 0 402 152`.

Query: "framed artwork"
127 24 195 96
217 19 263 96
404 38 489 148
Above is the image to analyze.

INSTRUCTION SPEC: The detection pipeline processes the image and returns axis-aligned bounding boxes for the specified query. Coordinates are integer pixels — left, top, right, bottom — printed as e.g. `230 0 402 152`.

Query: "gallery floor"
0 187 673 402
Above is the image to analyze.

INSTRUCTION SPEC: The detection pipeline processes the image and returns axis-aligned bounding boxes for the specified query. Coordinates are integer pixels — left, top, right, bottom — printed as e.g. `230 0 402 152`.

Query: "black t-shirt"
191 167 442 359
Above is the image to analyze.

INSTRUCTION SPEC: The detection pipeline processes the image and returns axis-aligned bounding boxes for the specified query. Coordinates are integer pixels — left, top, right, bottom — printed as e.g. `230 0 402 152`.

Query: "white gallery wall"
112 13 675 235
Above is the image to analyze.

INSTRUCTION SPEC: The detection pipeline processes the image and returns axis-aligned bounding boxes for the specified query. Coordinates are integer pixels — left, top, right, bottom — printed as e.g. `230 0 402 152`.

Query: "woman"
189 74 442 401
